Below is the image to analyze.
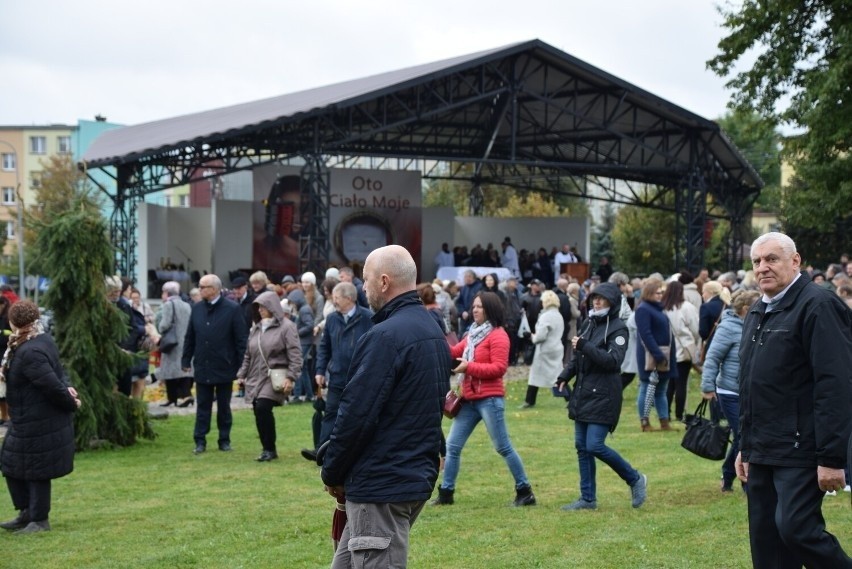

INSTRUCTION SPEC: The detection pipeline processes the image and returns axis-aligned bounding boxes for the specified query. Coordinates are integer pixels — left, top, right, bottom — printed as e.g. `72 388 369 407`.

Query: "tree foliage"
611 200 677 277
590 203 617 268
25 154 102 274
708 0 851 232
33 200 153 448
715 109 782 211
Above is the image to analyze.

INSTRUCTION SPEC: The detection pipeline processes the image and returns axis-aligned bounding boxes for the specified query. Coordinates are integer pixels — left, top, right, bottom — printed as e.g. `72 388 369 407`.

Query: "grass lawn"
1 377 849 568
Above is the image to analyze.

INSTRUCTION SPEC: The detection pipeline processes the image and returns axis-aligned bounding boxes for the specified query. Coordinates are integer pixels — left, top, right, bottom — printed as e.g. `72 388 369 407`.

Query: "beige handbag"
257 335 293 395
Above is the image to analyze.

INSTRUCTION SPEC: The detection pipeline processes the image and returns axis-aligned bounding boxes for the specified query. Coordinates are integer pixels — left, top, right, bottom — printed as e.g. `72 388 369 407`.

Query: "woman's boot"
0 509 29 531
430 487 454 506
513 484 536 507
659 418 674 431
640 417 653 432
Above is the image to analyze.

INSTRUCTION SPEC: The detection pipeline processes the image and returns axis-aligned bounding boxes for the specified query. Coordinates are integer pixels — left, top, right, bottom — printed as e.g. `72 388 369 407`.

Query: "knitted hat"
325 267 340 280
301 272 317 285
105 275 123 292
9 300 40 328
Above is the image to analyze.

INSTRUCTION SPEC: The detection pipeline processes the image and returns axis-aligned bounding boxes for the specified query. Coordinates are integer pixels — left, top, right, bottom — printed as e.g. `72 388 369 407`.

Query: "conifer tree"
32 199 154 448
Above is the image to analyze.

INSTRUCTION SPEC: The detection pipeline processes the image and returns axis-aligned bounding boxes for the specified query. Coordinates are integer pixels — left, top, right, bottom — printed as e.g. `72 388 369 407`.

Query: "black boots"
513 484 536 507
431 487 454 505
14 520 50 534
0 509 29 531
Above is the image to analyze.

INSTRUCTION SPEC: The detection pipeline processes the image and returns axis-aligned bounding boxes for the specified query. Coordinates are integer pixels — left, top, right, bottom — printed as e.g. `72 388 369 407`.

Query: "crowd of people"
0 232 849 568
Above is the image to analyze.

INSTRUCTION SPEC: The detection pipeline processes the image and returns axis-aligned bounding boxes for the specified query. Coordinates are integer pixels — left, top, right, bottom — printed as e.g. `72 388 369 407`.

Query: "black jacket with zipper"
558 283 628 431
738 273 852 469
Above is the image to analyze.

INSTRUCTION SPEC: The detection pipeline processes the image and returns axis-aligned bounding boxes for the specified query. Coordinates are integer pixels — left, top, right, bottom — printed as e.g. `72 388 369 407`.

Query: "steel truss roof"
82 39 762 276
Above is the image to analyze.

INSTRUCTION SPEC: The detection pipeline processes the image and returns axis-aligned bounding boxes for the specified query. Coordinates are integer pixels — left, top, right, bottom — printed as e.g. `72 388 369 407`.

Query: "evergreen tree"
32 199 153 448
590 203 616 269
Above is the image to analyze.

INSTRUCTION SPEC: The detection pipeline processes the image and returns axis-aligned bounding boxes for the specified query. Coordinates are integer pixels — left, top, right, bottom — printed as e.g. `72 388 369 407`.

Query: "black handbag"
159 326 179 354
681 400 731 460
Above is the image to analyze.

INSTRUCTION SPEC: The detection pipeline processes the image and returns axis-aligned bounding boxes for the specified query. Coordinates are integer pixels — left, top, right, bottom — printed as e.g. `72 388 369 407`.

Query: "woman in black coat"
556 283 647 511
0 301 80 534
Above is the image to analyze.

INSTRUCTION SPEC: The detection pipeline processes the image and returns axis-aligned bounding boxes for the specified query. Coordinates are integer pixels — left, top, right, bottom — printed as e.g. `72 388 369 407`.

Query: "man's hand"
817 466 846 493
325 485 345 499
315 374 326 388
735 452 749 483
701 391 716 400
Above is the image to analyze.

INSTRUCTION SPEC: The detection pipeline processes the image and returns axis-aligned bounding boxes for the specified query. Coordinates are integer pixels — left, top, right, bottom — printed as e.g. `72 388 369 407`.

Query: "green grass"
1 379 850 568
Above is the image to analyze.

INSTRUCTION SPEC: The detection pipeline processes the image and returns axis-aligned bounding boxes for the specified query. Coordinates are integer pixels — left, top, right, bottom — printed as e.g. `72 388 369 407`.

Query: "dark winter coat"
738 274 852 469
321 291 451 503
699 295 725 342
182 295 248 384
315 305 374 390
635 299 677 382
558 283 628 430
0 334 77 481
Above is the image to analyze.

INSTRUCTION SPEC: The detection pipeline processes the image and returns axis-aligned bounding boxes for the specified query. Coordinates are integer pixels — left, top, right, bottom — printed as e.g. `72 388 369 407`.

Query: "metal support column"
468 181 484 216
299 154 330 274
111 165 140 280
675 168 708 275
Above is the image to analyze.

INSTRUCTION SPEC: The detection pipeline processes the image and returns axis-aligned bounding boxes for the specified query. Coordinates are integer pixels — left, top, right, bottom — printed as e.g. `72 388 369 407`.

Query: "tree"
24 154 102 274
590 203 617 270
32 199 153 448
708 0 851 234
611 200 677 276
715 109 782 212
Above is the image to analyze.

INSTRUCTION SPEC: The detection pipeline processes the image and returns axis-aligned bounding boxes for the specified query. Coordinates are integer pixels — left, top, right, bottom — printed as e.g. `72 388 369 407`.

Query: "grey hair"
718 272 737 284
162 281 181 296
751 232 797 256
202 275 223 290
608 271 629 286
332 281 358 302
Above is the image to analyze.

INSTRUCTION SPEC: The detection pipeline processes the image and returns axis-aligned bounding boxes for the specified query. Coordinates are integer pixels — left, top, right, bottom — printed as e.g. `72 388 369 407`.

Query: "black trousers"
194 382 233 446
747 463 852 568
524 385 540 406
252 398 278 453
666 361 692 420
6 476 51 522
164 377 193 403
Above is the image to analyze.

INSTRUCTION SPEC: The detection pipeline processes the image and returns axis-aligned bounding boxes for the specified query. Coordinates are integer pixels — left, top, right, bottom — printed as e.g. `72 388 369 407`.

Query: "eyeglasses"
199 285 214 289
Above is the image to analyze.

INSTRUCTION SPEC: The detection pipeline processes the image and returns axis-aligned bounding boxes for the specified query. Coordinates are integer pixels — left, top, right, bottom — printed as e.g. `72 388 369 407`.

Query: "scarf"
463 321 494 364
0 320 45 383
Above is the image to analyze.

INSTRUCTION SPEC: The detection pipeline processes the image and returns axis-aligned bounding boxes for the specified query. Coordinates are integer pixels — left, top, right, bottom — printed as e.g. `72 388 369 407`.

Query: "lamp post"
0 140 25 300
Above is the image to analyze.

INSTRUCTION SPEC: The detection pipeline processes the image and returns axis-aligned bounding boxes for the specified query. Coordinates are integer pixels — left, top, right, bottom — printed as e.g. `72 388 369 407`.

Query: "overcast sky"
0 1 742 127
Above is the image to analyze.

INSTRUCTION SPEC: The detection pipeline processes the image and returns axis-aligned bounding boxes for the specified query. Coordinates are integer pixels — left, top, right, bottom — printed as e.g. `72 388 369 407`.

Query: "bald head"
362 245 417 311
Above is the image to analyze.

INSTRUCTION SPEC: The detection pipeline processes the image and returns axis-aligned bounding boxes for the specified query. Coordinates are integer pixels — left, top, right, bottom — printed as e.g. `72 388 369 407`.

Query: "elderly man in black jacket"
321 245 451 569
182 274 247 454
737 232 852 568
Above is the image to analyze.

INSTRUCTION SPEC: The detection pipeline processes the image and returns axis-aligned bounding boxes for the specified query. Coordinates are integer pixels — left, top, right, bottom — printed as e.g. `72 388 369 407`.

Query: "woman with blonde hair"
635 278 677 431
699 281 731 352
522 290 565 408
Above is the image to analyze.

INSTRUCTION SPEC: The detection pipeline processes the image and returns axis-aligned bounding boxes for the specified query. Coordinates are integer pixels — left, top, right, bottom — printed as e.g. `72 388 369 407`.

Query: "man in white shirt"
434 243 455 276
501 237 520 278
553 244 577 275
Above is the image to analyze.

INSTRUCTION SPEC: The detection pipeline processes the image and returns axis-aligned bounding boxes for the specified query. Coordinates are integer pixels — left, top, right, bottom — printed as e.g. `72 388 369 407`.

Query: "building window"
6 221 15 240
2 187 14 205
57 135 72 154
31 171 42 189
30 136 46 154
1 153 15 171
178 194 189 208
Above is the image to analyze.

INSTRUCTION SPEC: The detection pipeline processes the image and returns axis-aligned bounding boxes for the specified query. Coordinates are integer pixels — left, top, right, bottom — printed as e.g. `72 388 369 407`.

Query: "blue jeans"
716 393 740 487
574 421 640 502
441 397 530 491
637 377 670 419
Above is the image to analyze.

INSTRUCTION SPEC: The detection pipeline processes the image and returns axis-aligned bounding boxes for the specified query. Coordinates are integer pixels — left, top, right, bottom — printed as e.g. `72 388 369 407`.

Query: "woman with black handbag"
635 278 677 432
556 283 647 511
699 289 760 492
156 281 194 407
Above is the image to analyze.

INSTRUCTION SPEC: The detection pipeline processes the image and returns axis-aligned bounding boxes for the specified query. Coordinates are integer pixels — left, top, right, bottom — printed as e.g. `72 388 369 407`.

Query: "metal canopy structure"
82 39 762 278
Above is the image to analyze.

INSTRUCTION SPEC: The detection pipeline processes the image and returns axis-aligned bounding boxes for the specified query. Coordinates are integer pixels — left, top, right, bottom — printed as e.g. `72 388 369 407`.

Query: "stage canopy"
82 39 762 277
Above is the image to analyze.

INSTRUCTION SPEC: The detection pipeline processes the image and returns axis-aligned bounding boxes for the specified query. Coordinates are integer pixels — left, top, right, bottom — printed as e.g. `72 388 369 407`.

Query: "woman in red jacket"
432 291 536 507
